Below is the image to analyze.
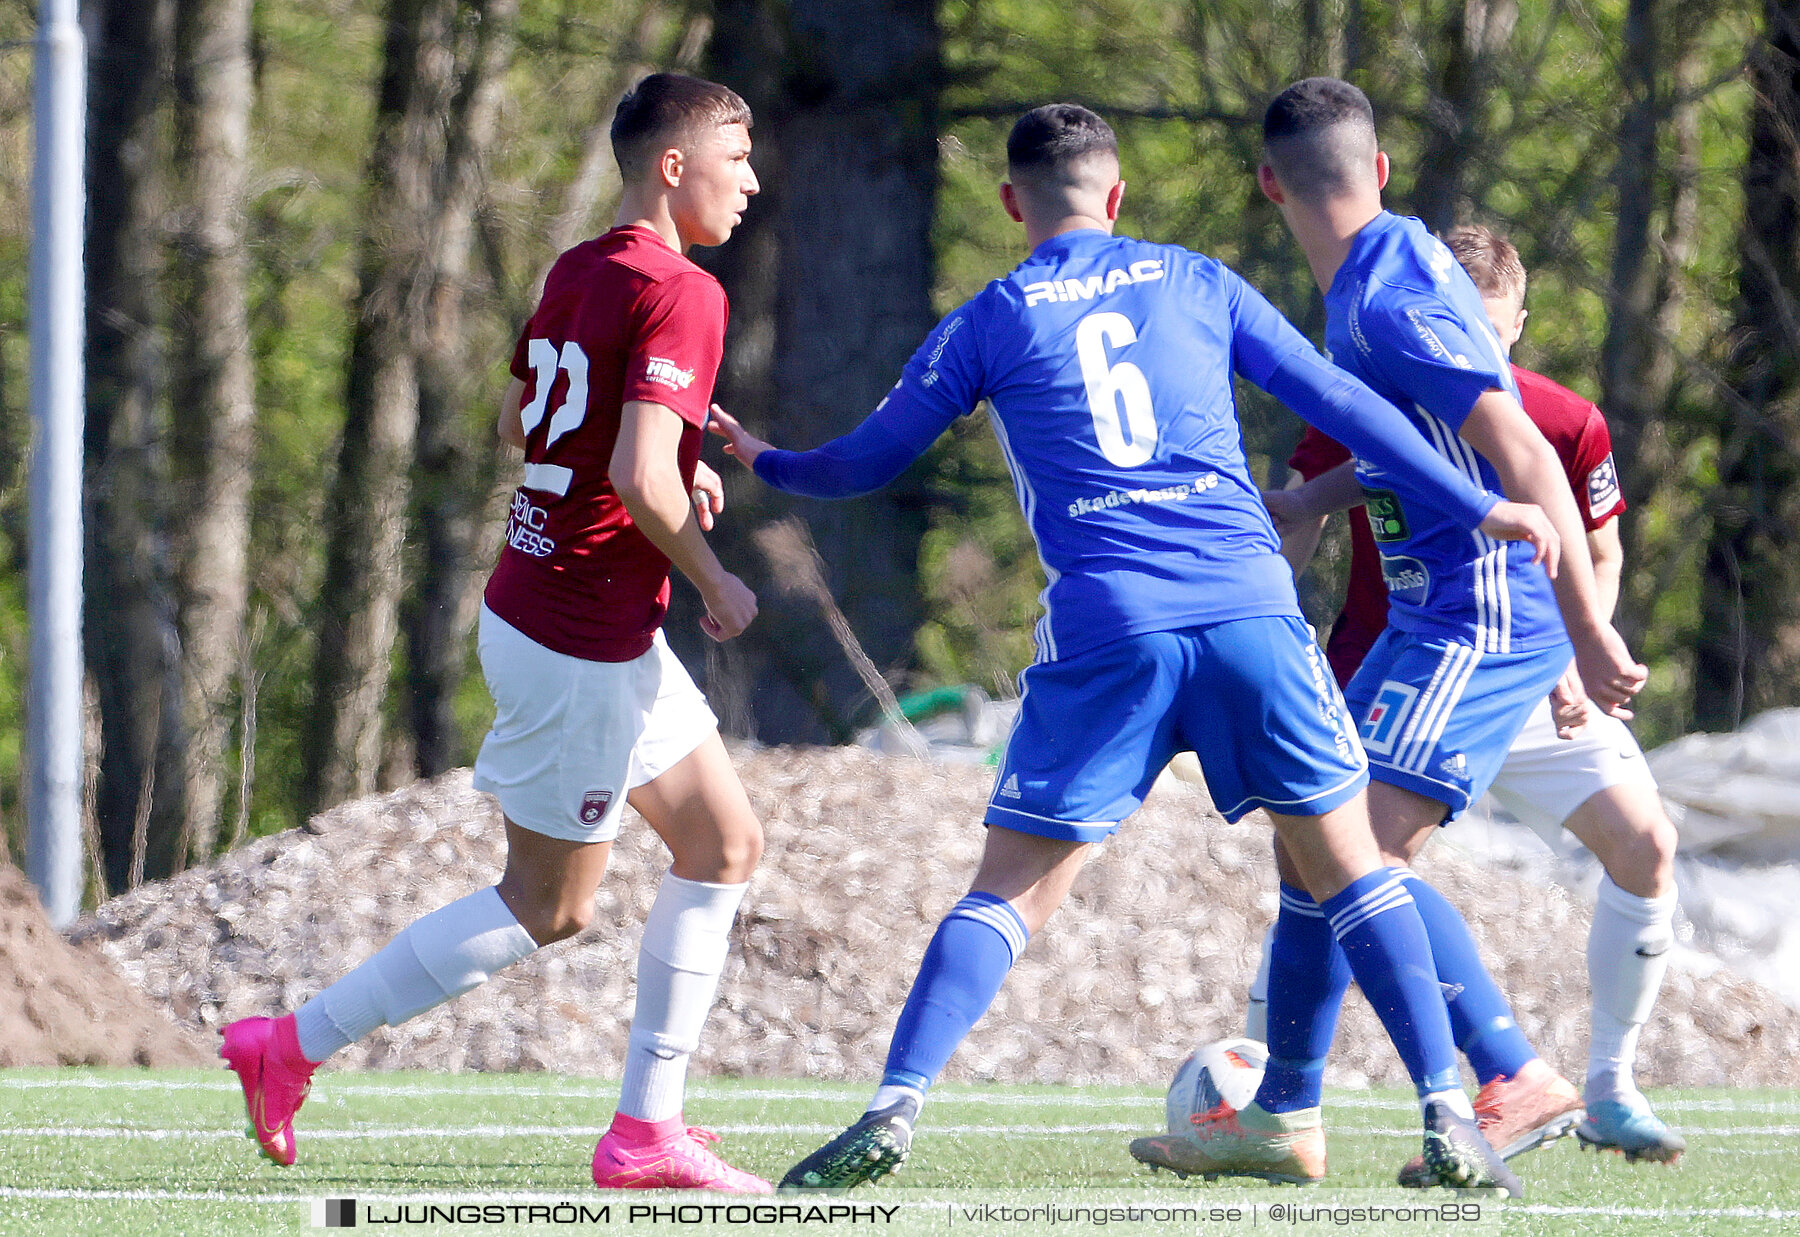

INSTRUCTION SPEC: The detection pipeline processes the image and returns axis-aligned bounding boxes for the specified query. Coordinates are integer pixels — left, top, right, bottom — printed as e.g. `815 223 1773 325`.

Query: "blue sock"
1320 868 1462 1098
1255 884 1352 1113
881 892 1029 1092
1398 870 1535 1083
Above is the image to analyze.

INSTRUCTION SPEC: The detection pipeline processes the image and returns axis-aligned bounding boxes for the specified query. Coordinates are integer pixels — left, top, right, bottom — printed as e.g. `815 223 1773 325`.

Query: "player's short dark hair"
1006 104 1118 176
611 73 752 182
1261 77 1378 202
1444 224 1527 302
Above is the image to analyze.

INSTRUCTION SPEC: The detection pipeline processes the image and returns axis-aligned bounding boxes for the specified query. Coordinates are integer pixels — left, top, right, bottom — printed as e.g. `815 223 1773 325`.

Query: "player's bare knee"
537 900 594 944
714 820 763 883
501 889 592 946
1373 826 1425 869
1629 813 1679 896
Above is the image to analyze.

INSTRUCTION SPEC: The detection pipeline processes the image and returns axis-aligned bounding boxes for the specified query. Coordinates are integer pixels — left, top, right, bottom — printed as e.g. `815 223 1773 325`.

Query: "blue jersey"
1326 212 1565 653
756 229 1498 664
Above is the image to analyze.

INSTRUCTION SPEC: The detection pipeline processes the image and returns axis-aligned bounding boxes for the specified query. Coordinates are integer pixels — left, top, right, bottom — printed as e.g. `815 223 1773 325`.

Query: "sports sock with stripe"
1256 885 1352 1112
877 892 1029 1101
1258 867 1465 1108
292 885 538 1063
1584 876 1675 1105
1397 868 1535 1083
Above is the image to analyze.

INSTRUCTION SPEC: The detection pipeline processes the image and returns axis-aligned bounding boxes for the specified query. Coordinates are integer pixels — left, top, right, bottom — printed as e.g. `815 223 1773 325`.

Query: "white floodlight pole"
27 0 87 928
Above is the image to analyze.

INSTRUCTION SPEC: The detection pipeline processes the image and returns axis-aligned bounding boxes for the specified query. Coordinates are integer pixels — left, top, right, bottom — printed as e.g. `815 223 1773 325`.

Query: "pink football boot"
593 1113 772 1192
219 1014 316 1167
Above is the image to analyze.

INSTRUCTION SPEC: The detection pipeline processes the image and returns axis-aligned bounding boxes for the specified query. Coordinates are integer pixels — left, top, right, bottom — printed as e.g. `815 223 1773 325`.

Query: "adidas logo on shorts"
998 773 1022 800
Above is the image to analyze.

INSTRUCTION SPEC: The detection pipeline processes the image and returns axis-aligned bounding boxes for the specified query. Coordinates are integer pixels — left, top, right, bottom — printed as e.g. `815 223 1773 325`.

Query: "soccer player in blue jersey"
710 104 1553 1194
1241 77 1651 1184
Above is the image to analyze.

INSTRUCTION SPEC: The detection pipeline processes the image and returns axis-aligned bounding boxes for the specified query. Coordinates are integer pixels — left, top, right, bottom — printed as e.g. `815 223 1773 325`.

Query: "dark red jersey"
1287 428 1387 689
484 226 727 662
1509 365 1626 532
1290 363 1626 687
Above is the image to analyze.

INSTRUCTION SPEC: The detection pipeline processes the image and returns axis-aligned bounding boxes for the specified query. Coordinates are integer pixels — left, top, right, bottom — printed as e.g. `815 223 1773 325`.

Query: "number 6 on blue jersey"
1076 312 1157 467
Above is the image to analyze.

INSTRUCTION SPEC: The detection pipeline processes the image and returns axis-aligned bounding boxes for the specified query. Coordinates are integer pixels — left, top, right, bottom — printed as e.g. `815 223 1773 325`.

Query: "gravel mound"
69 746 1800 1087
0 863 210 1067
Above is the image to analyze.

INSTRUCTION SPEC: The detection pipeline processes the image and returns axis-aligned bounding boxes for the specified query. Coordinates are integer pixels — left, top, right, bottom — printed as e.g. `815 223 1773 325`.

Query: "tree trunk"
1602 0 1671 503
1602 1 1705 652
169 0 256 862
304 0 519 810
83 0 188 888
406 0 520 778
1411 0 1516 232
1694 0 1800 728
700 0 941 743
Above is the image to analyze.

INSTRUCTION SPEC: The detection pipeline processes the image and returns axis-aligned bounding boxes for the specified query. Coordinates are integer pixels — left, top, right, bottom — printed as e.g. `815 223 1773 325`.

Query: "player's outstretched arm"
710 394 953 500
712 307 975 501
1460 390 1646 715
1227 279 1501 532
614 399 757 641
1265 457 1558 574
708 403 773 469
1265 460 1365 521
1263 473 1334 574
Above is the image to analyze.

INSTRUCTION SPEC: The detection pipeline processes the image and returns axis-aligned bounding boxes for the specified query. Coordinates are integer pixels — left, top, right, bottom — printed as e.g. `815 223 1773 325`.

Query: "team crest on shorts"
579 789 614 825
1359 681 1419 757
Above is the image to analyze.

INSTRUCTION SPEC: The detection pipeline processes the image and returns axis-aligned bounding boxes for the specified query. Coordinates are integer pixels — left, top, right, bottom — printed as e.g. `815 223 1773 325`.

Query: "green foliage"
0 1 1780 875
918 0 1759 750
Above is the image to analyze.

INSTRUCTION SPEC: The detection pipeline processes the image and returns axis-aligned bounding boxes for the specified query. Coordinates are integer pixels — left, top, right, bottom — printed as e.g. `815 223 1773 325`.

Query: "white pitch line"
6 1076 1798 1114
0 1077 1155 1107
1520 1204 1800 1220
0 1187 1796 1221
5 1122 1800 1141
0 1122 1152 1140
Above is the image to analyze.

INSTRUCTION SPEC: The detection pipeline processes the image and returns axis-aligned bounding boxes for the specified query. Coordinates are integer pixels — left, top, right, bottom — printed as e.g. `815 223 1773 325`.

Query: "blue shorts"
1345 627 1571 820
985 615 1368 843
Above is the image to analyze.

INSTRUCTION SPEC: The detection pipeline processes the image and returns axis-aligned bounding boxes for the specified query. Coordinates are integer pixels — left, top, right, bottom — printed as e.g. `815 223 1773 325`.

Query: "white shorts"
472 606 717 843
1484 694 1658 845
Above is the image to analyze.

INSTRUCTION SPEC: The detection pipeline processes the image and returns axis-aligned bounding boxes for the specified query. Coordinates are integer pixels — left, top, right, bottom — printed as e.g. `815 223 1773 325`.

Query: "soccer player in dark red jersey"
1253 225 1684 1165
221 74 773 1192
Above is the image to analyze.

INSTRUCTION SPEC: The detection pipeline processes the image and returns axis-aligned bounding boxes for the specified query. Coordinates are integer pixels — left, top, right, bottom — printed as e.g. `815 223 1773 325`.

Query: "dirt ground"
11 745 1797 1087
0 863 209 1067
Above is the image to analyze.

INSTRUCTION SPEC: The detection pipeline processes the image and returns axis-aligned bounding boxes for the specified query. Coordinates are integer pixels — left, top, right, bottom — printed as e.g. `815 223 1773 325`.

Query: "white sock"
1245 924 1275 1042
1423 1089 1475 1120
1585 876 1676 1104
616 872 748 1123
293 886 538 1064
868 1083 926 1119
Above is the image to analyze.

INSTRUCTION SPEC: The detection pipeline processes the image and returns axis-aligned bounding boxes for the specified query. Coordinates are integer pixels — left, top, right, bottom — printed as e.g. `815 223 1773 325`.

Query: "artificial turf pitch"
1 1070 1795 1236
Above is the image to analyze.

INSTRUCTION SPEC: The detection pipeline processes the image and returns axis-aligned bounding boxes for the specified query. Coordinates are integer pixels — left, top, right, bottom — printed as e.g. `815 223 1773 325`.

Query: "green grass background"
2 1070 1795 1236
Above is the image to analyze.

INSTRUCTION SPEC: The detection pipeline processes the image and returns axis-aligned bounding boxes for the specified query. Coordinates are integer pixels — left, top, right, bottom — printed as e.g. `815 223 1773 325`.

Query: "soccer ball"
1165 1037 1268 1133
